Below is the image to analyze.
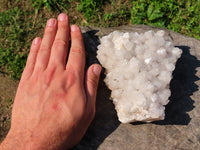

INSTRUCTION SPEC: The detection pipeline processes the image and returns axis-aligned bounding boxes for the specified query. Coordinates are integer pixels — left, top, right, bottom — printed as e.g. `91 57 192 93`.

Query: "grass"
131 0 200 39
0 7 30 79
0 0 199 80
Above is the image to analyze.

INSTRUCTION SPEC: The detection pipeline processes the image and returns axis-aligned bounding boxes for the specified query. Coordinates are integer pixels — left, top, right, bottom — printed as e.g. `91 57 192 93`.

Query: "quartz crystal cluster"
97 30 182 123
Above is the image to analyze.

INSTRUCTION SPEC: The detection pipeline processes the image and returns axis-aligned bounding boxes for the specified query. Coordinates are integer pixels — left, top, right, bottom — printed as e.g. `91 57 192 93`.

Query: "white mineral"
97 30 182 123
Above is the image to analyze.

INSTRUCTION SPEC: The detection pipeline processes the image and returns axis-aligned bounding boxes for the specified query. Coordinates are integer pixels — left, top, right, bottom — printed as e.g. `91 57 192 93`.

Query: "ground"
0 73 18 142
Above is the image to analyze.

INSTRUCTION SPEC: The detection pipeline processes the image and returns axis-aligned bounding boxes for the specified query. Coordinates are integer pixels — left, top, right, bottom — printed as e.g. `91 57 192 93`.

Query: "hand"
0 13 101 150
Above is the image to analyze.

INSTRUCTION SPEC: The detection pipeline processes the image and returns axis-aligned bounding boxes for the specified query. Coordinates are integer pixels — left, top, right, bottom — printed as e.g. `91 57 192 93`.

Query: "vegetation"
30 0 71 11
0 0 199 80
131 0 200 39
0 7 29 79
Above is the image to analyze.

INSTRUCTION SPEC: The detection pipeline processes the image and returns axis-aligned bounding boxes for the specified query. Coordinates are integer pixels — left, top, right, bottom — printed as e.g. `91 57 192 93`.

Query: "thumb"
85 64 102 108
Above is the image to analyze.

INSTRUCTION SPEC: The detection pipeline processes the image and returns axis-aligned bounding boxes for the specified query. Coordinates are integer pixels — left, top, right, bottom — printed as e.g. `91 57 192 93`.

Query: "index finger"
66 25 85 80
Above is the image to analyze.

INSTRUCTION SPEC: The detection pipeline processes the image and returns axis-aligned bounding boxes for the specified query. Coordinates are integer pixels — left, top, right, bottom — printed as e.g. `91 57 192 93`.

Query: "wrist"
0 134 20 150
0 130 30 150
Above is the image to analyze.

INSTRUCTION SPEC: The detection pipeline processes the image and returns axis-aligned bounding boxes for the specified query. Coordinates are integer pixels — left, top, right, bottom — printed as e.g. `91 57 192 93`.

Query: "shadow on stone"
154 46 200 125
71 30 120 150
84 30 101 67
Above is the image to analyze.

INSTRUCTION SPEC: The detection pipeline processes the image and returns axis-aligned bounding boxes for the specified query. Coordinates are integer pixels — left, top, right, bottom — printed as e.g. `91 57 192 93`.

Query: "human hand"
0 13 101 150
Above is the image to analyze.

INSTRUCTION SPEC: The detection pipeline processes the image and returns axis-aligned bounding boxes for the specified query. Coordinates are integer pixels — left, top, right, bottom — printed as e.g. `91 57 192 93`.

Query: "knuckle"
30 48 38 54
59 22 68 28
44 26 55 35
39 45 49 53
70 47 84 55
65 69 77 89
44 65 56 86
88 77 98 89
45 27 55 35
53 39 67 47
25 61 34 70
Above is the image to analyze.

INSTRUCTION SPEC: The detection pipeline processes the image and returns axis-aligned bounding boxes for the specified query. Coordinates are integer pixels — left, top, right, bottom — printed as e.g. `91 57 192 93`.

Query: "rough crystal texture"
97 30 182 123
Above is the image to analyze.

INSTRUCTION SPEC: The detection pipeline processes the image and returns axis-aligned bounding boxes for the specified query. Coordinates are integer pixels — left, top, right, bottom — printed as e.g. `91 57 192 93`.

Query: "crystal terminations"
97 31 182 123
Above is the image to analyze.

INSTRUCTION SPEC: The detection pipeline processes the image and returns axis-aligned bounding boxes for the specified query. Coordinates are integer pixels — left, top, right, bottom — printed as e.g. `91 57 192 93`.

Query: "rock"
96 30 182 123
71 25 200 150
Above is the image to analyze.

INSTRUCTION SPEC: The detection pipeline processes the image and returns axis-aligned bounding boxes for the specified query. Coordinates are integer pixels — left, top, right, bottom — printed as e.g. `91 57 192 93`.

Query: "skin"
0 13 101 150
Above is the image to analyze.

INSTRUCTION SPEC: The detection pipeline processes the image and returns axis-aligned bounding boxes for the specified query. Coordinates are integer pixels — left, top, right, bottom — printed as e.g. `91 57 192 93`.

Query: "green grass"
30 0 71 12
77 0 103 21
0 7 29 79
131 0 200 39
0 0 199 80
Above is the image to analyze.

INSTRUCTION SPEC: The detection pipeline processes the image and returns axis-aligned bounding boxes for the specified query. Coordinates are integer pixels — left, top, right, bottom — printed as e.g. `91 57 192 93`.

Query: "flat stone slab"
72 25 200 150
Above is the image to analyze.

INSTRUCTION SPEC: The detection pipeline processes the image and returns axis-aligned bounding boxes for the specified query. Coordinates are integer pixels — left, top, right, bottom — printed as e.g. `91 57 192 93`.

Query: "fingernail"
93 65 102 76
71 25 79 32
33 37 40 45
58 13 67 21
47 19 56 26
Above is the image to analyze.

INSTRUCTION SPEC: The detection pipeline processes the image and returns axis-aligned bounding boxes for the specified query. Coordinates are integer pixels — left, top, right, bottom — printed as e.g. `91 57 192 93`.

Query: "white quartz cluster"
97 30 182 123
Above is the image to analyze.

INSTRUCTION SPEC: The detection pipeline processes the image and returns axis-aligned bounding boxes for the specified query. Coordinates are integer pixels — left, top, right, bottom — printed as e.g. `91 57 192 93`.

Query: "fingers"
21 37 41 80
48 13 70 69
66 25 85 80
85 64 102 109
26 14 86 82
34 18 57 72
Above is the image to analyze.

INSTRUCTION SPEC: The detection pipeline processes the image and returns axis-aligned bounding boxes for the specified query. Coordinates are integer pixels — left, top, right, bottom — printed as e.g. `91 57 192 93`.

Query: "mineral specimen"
97 30 182 123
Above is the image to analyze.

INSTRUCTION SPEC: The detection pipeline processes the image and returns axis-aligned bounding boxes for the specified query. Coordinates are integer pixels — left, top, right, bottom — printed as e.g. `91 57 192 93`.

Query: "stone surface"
71 25 200 150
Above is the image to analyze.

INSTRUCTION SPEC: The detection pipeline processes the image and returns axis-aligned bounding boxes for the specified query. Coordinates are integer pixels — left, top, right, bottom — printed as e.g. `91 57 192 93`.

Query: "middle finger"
48 13 70 70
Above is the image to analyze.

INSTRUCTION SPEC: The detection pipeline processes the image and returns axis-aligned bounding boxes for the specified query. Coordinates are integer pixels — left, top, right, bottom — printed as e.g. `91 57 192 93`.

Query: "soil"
0 73 18 142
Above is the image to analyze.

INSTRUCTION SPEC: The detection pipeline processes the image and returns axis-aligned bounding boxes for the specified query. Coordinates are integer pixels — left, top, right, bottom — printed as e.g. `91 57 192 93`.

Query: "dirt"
0 73 18 142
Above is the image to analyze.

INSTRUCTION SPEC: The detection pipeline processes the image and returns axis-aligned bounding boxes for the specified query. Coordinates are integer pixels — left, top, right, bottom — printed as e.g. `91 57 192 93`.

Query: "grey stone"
72 25 200 150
